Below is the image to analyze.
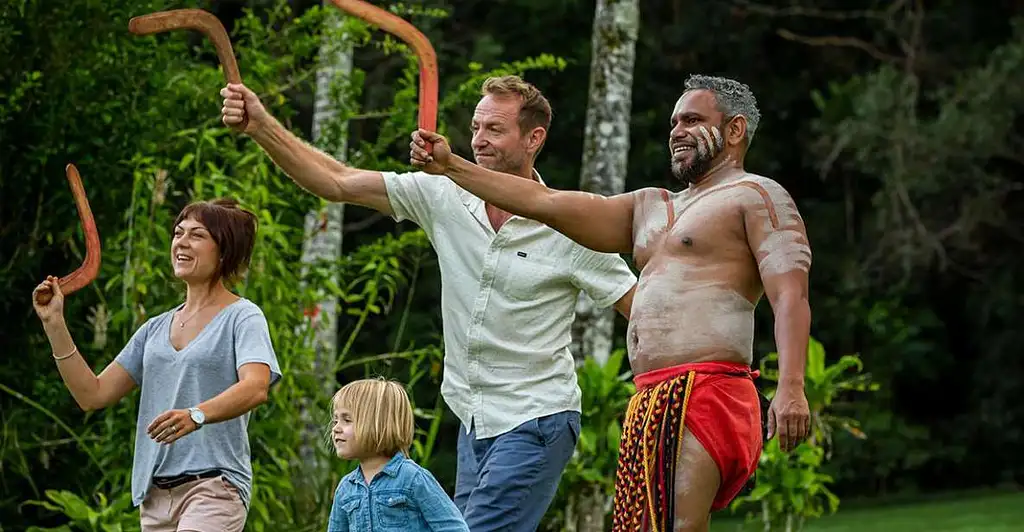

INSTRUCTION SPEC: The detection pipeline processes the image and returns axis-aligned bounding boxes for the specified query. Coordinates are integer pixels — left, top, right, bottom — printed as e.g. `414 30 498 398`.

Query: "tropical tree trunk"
296 0 352 500
577 484 610 531
570 0 639 371
571 1 639 531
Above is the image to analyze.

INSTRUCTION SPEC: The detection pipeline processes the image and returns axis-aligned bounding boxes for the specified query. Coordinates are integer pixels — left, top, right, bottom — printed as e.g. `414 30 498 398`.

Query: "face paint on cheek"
696 126 724 160
695 126 712 158
710 126 724 151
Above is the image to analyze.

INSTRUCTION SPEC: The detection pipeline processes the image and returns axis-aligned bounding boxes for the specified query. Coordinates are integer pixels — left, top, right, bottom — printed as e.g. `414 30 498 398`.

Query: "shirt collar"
345 451 407 485
381 451 406 477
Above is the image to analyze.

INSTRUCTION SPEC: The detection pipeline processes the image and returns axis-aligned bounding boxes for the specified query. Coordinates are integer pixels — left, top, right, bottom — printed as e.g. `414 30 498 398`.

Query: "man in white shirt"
220 75 637 531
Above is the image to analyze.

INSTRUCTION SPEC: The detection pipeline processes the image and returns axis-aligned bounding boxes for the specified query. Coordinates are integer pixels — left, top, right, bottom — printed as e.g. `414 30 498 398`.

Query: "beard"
475 151 523 174
671 124 724 185
672 152 715 184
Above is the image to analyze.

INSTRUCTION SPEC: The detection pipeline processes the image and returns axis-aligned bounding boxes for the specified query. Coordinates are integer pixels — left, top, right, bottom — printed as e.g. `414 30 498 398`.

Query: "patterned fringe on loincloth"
611 371 695 532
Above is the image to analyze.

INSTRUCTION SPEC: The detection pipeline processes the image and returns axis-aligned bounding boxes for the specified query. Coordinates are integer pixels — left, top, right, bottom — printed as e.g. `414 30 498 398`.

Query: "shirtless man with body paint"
407 74 812 531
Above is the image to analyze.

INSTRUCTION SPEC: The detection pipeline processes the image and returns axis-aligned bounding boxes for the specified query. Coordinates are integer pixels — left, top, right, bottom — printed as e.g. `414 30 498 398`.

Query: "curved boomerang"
35 164 102 305
128 9 248 130
328 0 438 135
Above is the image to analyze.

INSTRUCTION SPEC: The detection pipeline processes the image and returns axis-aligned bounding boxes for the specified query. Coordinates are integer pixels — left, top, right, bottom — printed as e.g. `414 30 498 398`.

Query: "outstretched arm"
221 83 392 214
741 179 812 452
411 130 635 254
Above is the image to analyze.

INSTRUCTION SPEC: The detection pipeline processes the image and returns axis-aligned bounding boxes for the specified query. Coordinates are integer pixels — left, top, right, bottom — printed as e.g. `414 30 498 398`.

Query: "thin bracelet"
53 347 79 361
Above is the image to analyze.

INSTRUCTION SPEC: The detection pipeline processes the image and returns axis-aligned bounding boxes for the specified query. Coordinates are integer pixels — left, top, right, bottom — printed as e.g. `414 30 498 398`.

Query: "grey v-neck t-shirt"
114 298 282 508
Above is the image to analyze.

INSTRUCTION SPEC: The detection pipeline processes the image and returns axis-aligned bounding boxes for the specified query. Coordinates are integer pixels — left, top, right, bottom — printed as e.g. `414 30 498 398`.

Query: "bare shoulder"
631 186 671 199
733 173 798 204
726 174 802 224
629 186 676 222
629 186 673 208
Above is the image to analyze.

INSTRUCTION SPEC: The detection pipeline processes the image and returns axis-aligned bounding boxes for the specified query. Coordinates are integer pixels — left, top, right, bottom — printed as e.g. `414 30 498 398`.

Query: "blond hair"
481 75 552 152
331 378 415 457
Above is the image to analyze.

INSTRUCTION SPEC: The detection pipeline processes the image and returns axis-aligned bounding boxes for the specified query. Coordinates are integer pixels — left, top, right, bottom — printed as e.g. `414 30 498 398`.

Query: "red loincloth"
611 361 763 532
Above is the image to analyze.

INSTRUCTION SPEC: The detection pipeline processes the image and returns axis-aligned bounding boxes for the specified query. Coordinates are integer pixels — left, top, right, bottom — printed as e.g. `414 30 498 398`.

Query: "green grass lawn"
711 491 1024 532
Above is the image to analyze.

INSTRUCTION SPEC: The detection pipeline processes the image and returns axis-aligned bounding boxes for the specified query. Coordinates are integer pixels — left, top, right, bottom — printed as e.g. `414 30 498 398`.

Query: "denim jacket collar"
345 451 406 485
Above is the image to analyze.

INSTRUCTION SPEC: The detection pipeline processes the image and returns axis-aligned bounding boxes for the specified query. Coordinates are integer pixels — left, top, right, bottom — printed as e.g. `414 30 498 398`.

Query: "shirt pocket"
375 493 422 531
501 253 563 301
339 497 361 530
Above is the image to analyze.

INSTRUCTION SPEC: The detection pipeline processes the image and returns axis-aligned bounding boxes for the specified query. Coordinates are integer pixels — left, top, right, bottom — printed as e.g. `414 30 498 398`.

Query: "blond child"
327 378 468 532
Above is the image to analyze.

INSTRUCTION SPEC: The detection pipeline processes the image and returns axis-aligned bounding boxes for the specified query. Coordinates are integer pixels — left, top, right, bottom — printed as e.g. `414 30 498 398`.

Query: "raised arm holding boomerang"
32 12 283 532
222 2 636 530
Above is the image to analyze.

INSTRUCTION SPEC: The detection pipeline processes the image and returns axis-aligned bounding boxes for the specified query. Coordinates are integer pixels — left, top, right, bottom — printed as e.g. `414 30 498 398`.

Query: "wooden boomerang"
35 164 102 306
128 9 249 131
328 0 438 147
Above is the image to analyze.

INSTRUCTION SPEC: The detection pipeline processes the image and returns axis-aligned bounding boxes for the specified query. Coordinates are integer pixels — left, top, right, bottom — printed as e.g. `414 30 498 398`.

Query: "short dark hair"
173 198 258 284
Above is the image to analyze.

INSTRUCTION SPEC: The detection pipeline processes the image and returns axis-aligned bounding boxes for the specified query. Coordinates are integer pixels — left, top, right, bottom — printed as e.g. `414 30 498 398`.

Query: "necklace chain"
176 299 217 329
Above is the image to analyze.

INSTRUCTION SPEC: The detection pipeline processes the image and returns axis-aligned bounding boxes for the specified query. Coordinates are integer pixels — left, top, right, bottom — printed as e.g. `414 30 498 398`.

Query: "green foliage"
760 337 879 454
810 18 1024 279
571 350 634 488
0 0 571 529
5 0 1024 529
733 440 840 532
805 15 1024 495
542 349 634 531
23 491 139 532
732 337 877 530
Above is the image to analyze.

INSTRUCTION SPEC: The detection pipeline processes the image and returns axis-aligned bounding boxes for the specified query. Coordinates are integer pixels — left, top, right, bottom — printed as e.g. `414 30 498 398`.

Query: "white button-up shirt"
383 170 637 438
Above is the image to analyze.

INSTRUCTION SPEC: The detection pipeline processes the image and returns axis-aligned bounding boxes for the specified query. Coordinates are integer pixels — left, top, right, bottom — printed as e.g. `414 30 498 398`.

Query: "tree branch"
733 0 887 21
775 29 904 63
342 212 386 233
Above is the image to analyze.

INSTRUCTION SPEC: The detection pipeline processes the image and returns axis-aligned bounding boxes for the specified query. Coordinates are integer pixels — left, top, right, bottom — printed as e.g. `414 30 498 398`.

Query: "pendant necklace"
177 299 216 329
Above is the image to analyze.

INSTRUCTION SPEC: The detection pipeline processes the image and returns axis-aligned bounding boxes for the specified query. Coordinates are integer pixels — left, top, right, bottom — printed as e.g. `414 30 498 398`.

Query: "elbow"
250 386 269 408
326 176 348 203
785 291 810 308
775 291 811 325
777 291 808 312
78 397 103 412
330 165 372 204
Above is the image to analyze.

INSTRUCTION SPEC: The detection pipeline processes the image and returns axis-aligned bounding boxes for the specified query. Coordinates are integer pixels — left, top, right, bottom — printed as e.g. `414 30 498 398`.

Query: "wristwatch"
188 407 206 429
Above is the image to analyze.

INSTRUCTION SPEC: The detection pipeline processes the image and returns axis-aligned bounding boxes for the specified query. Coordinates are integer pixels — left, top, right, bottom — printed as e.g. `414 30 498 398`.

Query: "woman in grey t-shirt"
32 198 282 532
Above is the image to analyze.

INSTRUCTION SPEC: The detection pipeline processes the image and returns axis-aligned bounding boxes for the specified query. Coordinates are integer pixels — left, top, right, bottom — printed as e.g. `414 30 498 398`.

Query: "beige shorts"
140 475 247 532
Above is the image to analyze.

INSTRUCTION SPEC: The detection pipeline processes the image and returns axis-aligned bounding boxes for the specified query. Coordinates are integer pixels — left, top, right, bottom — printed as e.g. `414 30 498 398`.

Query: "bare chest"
631 189 747 272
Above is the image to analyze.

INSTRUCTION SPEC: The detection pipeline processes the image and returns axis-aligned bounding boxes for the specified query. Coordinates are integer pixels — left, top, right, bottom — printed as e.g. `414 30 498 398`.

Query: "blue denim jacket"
327 452 469 532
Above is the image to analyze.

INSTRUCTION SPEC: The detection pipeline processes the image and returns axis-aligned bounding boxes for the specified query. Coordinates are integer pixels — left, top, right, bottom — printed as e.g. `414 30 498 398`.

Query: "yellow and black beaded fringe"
611 371 695 532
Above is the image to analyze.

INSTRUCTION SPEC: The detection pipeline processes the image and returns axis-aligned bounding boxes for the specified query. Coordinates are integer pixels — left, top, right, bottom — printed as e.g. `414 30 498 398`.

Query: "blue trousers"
454 411 581 532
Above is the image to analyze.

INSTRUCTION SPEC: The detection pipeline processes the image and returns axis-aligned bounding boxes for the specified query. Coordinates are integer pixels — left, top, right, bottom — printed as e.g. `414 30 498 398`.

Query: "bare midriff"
627 173 811 375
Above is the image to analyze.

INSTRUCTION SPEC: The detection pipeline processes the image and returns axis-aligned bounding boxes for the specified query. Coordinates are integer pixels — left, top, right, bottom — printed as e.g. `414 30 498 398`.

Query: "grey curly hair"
683 74 761 144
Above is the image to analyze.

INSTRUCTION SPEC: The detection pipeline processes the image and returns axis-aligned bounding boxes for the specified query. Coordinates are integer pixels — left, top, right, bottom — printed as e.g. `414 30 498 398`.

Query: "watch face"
190 409 205 424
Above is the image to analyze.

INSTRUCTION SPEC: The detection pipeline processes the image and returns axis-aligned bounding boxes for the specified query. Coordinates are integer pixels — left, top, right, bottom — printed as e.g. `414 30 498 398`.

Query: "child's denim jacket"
327 452 469 532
